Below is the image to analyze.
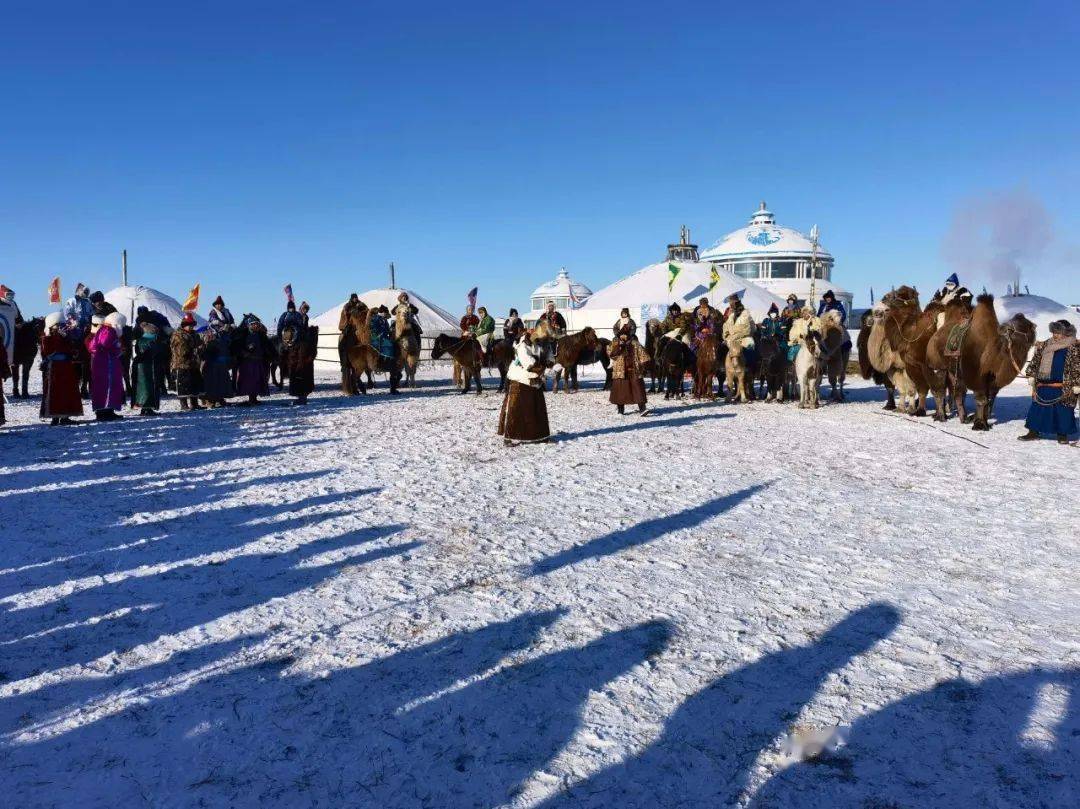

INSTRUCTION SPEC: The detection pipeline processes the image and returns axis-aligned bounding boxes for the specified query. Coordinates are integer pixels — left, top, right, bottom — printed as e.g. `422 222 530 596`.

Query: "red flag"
283 283 294 304
48 277 61 304
182 283 200 312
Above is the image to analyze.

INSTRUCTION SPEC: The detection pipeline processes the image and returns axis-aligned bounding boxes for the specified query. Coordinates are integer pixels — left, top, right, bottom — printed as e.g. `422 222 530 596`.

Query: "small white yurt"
104 285 207 328
995 293 1080 339
312 287 460 365
576 260 787 339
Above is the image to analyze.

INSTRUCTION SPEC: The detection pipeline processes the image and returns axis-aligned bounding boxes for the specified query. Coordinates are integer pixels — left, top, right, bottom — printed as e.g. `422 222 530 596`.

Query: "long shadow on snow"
0 609 673 808
751 665 1080 809
531 482 771 576
555 411 735 443
539 602 901 808
0 520 413 686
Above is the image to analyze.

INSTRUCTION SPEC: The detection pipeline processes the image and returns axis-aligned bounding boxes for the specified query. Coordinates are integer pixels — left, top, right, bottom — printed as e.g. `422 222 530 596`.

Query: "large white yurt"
104 285 208 328
995 292 1080 339
575 260 787 340
312 287 460 365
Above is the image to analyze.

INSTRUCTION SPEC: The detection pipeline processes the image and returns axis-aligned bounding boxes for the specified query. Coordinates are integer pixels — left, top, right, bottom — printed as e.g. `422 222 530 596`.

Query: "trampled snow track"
0 367 1076 807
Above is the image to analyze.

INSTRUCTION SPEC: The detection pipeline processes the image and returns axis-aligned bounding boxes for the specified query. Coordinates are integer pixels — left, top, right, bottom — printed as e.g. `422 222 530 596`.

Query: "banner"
466 286 478 309
667 263 681 293
48 277 61 304
283 283 294 304
182 283 200 312
708 265 720 293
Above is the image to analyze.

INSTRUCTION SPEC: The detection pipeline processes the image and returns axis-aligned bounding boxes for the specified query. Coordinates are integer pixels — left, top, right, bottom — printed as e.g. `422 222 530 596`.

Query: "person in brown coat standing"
608 308 651 416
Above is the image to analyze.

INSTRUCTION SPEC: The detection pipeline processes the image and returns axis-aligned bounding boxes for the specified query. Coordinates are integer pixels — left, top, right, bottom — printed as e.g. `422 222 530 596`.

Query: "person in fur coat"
497 330 551 445
201 329 234 407
608 309 650 415
39 312 84 425
1019 319 1080 444
171 314 205 411
88 312 126 420
236 316 272 405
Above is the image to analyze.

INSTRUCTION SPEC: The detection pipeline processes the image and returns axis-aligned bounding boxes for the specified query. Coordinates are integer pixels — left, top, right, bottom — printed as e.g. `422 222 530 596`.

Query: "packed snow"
0 363 1077 808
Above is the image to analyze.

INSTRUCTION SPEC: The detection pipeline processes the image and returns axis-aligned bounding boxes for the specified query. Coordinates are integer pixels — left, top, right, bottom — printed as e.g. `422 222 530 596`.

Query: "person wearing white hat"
88 312 127 420
39 312 84 425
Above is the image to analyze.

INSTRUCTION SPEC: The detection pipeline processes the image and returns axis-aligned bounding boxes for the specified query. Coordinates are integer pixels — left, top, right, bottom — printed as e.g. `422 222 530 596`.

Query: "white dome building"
524 268 593 325
700 202 852 321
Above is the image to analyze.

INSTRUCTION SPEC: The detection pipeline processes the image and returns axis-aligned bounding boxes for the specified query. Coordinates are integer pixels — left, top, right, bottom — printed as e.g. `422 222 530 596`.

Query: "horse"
431 334 484 394
655 335 694 400
268 333 286 390
790 318 824 409
944 294 1036 430
551 327 600 393
10 317 43 397
692 333 724 399
278 325 318 403
816 310 849 402
756 333 790 402
487 338 515 392
342 306 404 395
393 308 420 387
723 337 752 403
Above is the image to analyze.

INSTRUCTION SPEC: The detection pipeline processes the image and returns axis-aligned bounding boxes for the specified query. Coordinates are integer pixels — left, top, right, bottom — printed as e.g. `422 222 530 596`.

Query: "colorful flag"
48 277 61 304
182 283 200 312
708 265 720 292
568 283 583 310
283 283 294 304
466 287 478 309
0 284 10 301
667 263 681 293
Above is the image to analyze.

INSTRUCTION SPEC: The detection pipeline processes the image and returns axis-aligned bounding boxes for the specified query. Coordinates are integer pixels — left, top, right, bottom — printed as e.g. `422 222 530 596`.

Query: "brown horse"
552 327 599 393
723 336 751 403
924 297 976 421
432 334 484 394
692 333 723 399
945 294 1036 430
342 306 403 395
279 325 318 403
10 317 44 397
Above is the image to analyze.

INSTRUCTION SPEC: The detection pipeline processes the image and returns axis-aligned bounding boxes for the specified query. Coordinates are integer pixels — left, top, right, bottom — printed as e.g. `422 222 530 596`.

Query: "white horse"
790 317 824 409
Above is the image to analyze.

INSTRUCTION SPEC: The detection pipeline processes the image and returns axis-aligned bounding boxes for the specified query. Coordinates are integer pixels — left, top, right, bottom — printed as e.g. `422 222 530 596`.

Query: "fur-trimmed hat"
768 302 779 315
45 312 62 330
89 290 105 304
104 311 126 331
213 295 225 306
822 289 835 300
91 314 105 325
945 273 959 288
181 312 196 327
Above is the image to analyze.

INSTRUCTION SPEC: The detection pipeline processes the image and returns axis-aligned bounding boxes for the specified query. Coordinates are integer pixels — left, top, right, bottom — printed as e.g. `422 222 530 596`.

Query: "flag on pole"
667 263 681 293
568 283 584 310
708 265 720 293
283 283 294 304
0 285 10 301
182 283 200 312
466 287 478 309
48 277 61 304
870 286 875 305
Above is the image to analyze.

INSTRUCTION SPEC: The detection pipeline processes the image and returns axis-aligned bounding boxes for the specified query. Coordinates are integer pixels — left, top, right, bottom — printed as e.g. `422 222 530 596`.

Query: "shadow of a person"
540 602 901 808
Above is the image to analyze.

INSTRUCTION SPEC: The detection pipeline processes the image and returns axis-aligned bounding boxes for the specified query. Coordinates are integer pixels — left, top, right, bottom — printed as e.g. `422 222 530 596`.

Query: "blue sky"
2 1 1078 320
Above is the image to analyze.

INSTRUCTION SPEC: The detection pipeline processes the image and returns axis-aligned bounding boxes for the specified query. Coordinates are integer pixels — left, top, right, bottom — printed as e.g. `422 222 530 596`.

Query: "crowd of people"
3 277 1078 449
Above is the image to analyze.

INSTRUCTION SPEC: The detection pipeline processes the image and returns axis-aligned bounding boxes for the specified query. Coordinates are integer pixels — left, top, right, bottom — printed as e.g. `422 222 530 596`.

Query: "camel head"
1000 313 1037 347
882 285 920 310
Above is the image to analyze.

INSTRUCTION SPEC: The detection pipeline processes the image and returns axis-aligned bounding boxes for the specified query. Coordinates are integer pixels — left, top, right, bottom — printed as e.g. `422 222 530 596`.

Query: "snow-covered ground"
1 364 1077 808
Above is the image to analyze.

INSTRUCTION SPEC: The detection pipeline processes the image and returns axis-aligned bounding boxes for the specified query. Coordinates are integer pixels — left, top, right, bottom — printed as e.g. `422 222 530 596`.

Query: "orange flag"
181 283 200 312
48 277 61 304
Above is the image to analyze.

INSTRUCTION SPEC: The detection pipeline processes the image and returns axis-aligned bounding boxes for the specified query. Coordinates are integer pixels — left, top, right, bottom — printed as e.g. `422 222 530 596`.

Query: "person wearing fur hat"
39 312 84 425
760 302 788 346
1019 320 1080 444
132 322 165 415
815 290 847 324
89 290 117 320
932 273 973 306
201 328 234 407
88 311 126 420
171 313 204 411
207 296 235 333
691 297 720 351
236 315 272 405
780 293 801 322
659 302 684 337
503 308 524 342
608 308 650 416
497 328 551 445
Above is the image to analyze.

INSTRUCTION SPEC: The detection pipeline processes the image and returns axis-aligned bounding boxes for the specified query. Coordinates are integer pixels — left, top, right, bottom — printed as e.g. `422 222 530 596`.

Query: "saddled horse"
552 327 605 393
488 338 515 392
278 325 318 403
692 333 725 399
10 317 44 397
432 334 484 394
756 333 790 402
644 319 664 393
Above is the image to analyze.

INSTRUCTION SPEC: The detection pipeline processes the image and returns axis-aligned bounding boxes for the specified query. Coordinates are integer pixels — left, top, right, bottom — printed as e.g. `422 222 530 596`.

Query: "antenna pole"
389 262 396 290
122 249 128 286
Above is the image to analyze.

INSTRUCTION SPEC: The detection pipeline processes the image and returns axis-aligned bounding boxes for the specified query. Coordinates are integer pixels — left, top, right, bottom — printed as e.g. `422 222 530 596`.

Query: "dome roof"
995 293 1080 340
312 287 460 336
582 260 787 320
530 268 592 302
700 202 832 262
104 285 208 328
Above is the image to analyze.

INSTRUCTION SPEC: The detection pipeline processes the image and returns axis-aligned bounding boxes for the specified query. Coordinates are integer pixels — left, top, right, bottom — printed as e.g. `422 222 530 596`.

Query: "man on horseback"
277 300 306 336
539 300 566 337
691 297 720 354
208 295 236 333
816 290 847 325
63 283 93 336
474 306 496 365
503 308 524 342
368 305 395 359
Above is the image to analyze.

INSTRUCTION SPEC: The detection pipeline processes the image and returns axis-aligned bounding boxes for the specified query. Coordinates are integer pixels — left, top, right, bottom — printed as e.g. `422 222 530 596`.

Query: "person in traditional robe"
460 305 480 339
498 330 551 445
503 308 524 342
132 322 166 415
608 309 650 416
201 329 234 407
540 300 567 336
207 296 235 333
691 297 720 352
236 316 272 405
38 313 84 425
171 313 204 411
1020 320 1080 444
88 312 126 420
474 306 496 362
